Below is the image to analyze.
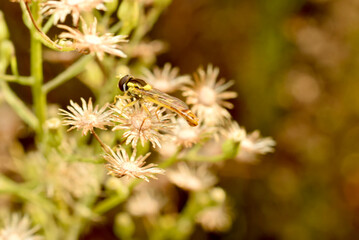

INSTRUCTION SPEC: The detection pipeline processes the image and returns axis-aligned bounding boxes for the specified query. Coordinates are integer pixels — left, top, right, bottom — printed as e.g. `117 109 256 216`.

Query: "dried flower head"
58 18 128 60
104 147 165 182
196 204 232 232
167 162 217 191
111 100 174 148
141 63 191 93
182 65 237 126
24 147 101 205
42 0 110 25
48 161 101 201
237 130 276 162
59 98 113 135
222 120 246 143
128 40 166 63
126 189 166 216
0 214 42 240
170 117 210 148
155 140 179 159
241 130 276 155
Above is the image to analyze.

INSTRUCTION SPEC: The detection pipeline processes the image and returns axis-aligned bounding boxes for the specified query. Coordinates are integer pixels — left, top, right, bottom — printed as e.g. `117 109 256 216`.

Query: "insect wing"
143 88 188 109
136 88 199 126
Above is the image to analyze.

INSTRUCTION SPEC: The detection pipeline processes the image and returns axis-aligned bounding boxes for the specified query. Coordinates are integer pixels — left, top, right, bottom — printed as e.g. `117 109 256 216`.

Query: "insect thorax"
118 75 152 99
127 81 152 91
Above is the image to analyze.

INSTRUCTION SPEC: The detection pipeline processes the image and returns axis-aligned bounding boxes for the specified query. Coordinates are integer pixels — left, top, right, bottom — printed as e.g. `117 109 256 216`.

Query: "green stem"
109 21 123 33
0 82 38 130
0 175 55 212
66 156 105 164
173 193 201 239
93 177 140 215
158 147 182 169
91 129 113 155
184 140 240 163
24 2 72 51
43 55 94 93
131 5 165 44
0 175 59 239
42 14 55 34
19 2 64 52
30 2 46 139
94 194 128 215
0 74 34 85
65 196 97 240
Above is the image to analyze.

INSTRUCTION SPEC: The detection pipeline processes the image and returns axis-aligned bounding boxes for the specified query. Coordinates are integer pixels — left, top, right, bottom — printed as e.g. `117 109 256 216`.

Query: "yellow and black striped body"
118 75 199 127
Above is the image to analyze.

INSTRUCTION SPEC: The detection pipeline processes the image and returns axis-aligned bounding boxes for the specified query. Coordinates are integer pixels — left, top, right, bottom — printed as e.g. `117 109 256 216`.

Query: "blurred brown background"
152 0 359 239
2 0 359 239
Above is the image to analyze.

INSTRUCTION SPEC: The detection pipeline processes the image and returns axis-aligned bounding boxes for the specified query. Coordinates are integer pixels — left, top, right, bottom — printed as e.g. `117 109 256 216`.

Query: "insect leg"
140 101 152 117
113 94 133 104
113 97 141 125
139 116 150 132
153 106 162 122
115 99 138 117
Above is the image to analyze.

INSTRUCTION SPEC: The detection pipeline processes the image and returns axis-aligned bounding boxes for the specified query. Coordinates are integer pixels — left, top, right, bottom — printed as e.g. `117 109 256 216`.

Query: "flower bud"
118 0 140 35
114 213 135 239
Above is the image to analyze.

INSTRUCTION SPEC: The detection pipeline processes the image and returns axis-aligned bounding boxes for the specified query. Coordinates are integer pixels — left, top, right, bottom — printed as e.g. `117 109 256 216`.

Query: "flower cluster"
3 0 277 239
59 97 171 181
59 63 275 182
14 0 128 59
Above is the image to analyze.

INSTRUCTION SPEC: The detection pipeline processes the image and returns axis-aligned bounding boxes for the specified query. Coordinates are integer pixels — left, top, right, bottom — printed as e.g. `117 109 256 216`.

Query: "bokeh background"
151 0 359 239
2 0 359 239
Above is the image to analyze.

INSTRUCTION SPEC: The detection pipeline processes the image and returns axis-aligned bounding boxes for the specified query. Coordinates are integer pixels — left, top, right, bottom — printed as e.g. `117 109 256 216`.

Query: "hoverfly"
117 75 199 127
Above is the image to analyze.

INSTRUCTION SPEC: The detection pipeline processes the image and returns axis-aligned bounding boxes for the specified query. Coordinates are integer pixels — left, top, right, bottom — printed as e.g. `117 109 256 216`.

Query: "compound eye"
118 75 132 92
